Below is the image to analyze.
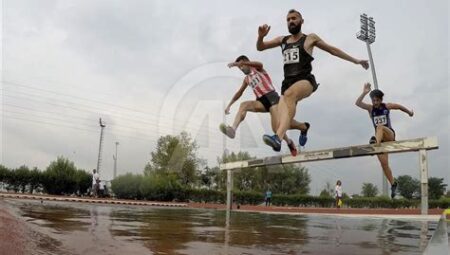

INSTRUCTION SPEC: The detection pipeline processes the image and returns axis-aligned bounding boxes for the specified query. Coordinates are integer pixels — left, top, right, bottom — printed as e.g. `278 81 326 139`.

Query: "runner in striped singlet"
220 55 308 156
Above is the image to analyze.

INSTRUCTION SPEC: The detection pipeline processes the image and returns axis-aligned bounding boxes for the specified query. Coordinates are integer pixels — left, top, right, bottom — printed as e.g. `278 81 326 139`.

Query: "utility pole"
113 142 119 179
357 14 388 196
96 118 106 175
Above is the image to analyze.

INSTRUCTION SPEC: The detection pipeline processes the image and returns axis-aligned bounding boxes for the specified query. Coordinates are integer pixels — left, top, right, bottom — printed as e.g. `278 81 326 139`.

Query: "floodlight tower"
96 118 106 175
113 141 119 179
357 14 378 88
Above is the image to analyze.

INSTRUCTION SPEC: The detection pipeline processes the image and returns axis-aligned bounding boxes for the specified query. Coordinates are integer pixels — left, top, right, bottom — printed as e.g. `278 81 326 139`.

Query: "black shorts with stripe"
257 91 280 112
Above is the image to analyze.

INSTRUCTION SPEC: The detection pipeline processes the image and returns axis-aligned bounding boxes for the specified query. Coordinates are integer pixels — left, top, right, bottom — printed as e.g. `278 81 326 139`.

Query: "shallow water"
4 199 441 255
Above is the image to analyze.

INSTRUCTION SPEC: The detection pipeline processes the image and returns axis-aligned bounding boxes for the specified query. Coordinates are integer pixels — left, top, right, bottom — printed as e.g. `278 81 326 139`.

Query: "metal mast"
96 118 106 174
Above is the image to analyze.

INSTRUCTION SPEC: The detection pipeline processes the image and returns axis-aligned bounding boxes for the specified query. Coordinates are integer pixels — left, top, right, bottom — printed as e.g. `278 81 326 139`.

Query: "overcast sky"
1 0 448 195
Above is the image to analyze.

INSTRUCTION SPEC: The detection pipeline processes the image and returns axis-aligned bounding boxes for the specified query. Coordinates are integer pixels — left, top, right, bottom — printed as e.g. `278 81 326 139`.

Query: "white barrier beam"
220 137 438 170
221 137 438 215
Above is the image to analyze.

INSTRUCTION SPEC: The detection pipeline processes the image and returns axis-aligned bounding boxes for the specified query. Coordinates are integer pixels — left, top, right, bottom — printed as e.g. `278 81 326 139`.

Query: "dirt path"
0 201 27 255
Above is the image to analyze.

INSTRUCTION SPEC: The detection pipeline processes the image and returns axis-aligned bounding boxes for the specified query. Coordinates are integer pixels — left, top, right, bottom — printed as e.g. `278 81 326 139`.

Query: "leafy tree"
41 157 78 195
75 169 92 195
145 132 202 187
396 175 420 199
266 164 310 195
217 151 310 194
14 166 31 193
200 166 218 189
428 177 447 200
361 183 378 197
28 167 42 194
319 182 334 197
5 168 21 192
0 165 10 190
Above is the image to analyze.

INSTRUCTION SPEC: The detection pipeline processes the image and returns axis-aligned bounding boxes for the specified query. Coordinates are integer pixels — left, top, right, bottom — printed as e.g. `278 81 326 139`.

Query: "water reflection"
6 200 437 255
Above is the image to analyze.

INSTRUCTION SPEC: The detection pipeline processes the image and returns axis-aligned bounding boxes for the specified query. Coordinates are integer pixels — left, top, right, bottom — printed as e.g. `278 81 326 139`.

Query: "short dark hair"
235 55 249 62
288 9 302 18
369 89 384 100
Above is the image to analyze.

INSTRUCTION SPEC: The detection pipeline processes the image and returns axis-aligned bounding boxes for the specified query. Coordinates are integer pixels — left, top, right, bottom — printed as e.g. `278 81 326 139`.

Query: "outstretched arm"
355 83 372 111
228 61 264 71
311 33 369 70
386 103 414 117
225 80 248 114
256 24 283 51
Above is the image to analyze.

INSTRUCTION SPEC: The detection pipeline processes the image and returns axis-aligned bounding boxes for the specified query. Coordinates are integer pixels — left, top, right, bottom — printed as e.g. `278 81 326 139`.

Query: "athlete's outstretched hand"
258 24 271 38
357 59 369 70
225 106 231 115
363 83 371 94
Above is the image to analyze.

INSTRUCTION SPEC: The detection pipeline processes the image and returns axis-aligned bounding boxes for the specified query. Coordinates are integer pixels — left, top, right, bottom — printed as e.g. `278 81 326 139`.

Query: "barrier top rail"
220 137 438 171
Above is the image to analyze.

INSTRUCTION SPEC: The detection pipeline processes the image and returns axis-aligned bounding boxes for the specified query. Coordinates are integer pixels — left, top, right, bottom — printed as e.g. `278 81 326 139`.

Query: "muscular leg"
232 101 266 130
276 81 313 140
290 119 308 131
269 105 291 143
375 126 396 184
376 154 394 185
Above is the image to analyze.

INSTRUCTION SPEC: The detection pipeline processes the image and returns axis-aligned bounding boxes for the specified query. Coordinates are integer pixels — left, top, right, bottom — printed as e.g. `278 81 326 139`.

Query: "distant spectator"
92 169 100 197
335 180 343 208
98 181 105 198
265 189 272 206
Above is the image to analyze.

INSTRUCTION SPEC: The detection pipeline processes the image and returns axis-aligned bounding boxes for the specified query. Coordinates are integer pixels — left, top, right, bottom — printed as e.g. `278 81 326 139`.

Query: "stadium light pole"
113 141 119 179
357 14 388 196
357 14 378 89
96 118 106 175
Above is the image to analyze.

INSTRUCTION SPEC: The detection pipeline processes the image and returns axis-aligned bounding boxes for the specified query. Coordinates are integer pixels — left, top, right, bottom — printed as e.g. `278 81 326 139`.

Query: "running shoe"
263 134 281 152
287 139 298 156
299 122 310 146
219 123 235 139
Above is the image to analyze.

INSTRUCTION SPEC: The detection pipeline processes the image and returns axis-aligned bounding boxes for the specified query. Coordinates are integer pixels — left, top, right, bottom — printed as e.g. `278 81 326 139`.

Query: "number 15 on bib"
284 48 300 64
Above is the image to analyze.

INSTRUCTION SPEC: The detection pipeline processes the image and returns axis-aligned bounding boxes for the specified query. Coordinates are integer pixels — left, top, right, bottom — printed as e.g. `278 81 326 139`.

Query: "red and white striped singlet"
245 67 275 98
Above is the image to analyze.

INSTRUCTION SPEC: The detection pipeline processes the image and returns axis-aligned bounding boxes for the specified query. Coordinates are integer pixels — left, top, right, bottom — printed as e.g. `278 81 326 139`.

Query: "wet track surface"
3 199 444 255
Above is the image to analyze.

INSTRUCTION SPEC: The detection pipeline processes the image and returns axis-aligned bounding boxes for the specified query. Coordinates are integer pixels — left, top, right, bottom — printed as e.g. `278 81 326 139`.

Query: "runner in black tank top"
280 34 318 94
256 9 369 152
356 83 414 198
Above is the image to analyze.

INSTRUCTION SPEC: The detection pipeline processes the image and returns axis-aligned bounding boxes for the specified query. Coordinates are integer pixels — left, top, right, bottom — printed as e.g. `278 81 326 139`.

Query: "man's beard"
288 23 301 35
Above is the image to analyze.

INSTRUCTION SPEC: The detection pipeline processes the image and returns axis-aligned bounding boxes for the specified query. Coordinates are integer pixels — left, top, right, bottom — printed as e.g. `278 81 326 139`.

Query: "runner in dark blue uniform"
256 9 369 152
355 83 414 198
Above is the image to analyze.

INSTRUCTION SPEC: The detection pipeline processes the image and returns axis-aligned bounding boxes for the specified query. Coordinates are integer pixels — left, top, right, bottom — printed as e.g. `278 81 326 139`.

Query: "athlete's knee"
238 102 252 113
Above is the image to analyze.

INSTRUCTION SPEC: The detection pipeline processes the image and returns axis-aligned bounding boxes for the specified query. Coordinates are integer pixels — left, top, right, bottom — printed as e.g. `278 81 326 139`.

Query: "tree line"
0 157 91 195
111 132 312 199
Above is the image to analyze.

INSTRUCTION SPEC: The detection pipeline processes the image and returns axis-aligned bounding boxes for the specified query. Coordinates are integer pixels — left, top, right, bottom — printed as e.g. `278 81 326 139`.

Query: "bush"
111 173 143 199
140 173 183 201
429 197 450 209
74 169 92 195
186 188 225 203
234 191 265 205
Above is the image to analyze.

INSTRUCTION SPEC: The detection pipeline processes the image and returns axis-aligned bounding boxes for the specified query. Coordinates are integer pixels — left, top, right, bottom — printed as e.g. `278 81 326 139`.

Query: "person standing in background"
92 169 100 198
335 180 343 208
265 189 272 206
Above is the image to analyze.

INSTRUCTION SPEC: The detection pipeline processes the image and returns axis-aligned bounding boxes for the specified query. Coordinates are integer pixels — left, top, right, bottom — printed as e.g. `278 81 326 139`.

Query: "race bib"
248 75 262 89
283 48 300 64
373 115 387 126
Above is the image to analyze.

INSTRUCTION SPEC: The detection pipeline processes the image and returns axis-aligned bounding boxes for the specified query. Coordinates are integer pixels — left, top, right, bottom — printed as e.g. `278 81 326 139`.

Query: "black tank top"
281 34 314 78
